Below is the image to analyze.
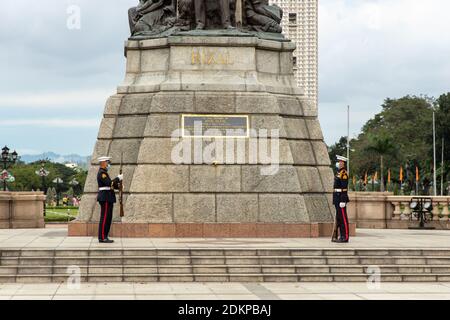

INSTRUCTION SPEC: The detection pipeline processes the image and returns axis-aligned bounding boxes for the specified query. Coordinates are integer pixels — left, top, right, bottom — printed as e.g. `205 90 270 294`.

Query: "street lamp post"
433 112 437 196
36 160 50 216
69 178 79 195
35 160 50 194
1 146 18 191
53 177 63 206
347 105 350 177
441 138 445 196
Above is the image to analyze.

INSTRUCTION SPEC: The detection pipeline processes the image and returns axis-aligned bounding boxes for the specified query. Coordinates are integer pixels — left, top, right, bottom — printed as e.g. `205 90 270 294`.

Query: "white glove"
339 202 346 208
117 174 124 181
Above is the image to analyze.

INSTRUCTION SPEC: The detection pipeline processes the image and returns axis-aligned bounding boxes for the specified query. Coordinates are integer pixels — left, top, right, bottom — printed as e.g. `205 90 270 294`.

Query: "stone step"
1 248 450 282
4 253 450 258
3 249 450 257
1 273 450 283
4 255 450 266
3 264 450 275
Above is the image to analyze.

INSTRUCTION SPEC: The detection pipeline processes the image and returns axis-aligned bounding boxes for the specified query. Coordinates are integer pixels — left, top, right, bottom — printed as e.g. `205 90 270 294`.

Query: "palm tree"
365 134 397 192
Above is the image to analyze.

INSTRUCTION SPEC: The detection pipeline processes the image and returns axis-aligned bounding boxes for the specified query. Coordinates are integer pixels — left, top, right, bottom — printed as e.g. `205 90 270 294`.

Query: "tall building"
270 0 318 105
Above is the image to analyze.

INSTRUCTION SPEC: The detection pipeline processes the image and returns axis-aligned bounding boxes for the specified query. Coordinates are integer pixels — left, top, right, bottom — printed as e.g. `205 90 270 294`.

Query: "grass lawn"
45 207 79 223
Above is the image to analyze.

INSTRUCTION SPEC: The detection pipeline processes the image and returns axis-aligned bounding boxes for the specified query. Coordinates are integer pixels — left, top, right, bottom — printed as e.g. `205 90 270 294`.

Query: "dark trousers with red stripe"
335 203 350 241
98 201 114 241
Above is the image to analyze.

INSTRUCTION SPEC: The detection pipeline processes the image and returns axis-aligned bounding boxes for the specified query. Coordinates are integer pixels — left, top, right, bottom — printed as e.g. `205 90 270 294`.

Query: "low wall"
348 192 450 229
0 192 46 229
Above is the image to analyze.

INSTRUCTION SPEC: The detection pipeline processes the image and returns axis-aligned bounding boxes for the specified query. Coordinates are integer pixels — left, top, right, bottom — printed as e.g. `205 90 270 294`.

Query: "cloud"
0 89 113 109
0 0 136 154
1 0 450 154
318 0 450 144
0 118 100 128
15 148 46 155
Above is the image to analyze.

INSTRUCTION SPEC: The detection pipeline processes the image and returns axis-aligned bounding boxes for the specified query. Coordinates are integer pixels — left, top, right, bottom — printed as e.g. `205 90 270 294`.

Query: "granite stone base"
74 36 335 236
68 222 356 238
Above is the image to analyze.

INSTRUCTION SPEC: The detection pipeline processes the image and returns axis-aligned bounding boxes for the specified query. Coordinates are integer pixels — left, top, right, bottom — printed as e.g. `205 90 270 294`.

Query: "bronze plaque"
182 115 249 138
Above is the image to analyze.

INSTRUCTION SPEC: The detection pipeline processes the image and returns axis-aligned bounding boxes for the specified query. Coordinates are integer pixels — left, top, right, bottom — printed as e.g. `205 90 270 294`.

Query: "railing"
389 196 450 221
348 193 450 229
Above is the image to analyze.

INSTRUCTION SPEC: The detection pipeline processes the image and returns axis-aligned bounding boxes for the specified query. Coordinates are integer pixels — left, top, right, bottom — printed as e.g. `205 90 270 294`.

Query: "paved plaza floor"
0 227 449 250
1 282 450 300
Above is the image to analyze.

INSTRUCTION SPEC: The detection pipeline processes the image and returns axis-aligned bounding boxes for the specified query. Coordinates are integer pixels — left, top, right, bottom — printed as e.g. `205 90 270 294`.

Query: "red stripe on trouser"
341 207 348 240
102 202 108 240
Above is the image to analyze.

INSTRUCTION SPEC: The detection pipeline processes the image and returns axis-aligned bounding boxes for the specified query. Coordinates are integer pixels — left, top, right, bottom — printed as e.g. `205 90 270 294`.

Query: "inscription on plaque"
191 49 233 65
182 115 249 138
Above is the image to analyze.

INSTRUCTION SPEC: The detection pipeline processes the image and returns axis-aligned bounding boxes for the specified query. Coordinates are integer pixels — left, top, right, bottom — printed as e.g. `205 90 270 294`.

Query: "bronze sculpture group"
128 0 283 37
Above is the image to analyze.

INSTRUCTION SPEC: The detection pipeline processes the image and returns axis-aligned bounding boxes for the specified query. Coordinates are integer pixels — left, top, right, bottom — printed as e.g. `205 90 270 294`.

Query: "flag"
400 166 403 182
364 172 368 185
374 172 378 182
388 169 391 184
353 176 356 187
416 166 419 182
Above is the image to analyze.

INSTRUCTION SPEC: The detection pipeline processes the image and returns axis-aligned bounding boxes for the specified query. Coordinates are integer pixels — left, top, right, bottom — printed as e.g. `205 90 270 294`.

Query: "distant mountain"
20 152 90 168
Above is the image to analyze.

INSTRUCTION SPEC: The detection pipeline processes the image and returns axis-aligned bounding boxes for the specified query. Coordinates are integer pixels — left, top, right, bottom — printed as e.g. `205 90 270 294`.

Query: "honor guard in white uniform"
332 155 350 243
97 156 123 243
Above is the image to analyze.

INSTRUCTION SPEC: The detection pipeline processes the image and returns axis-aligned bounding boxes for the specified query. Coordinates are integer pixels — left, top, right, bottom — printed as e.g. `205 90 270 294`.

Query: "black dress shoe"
99 239 114 243
336 239 349 243
331 238 339 243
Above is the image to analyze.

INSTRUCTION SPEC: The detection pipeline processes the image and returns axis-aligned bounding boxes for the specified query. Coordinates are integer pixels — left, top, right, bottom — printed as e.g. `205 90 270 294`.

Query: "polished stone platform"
1 227 449 249
68 222 356 238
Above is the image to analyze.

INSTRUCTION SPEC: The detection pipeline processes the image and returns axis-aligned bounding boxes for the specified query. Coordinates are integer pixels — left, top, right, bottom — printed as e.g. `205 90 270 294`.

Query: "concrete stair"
1 248 450 283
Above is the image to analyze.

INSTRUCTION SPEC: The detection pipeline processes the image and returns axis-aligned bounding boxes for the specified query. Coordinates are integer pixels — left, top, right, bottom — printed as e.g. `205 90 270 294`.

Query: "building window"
289 13 297 24
293 56 297 66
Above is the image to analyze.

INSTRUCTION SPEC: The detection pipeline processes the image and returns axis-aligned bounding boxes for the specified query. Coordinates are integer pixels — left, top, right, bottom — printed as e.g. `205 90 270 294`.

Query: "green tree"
66 187 74 200
436 93 450 193
365 134 397 192
328 136 348 164
328 136 357 175
327 94 448 196
8 161 88 195
347 95 434 180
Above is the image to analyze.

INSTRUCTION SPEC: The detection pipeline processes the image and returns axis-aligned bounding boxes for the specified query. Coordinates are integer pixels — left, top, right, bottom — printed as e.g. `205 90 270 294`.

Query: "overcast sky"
1 0 449 156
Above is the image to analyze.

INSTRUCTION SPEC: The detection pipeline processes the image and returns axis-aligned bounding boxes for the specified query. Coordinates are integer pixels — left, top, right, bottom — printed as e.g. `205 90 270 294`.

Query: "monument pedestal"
69 36 349 238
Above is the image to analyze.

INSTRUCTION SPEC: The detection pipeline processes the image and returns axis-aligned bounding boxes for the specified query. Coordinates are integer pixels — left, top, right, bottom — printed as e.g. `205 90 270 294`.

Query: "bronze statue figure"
176 0 195 30
127 0 283 37
193 0 234 30
176 0 237 30
128 0 176 35
244 0 282 33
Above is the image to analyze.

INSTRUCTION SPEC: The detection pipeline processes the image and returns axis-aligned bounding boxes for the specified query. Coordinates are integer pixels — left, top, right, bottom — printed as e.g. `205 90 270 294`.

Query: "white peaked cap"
98 156 112 163
336 155 348 162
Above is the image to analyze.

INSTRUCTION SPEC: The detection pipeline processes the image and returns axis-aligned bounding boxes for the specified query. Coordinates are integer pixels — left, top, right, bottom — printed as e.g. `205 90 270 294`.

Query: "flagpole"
433 111 437 196
416 166 419 195
442 137 445 196
388 169 391 192
347 105 350 178
400 166 403 195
